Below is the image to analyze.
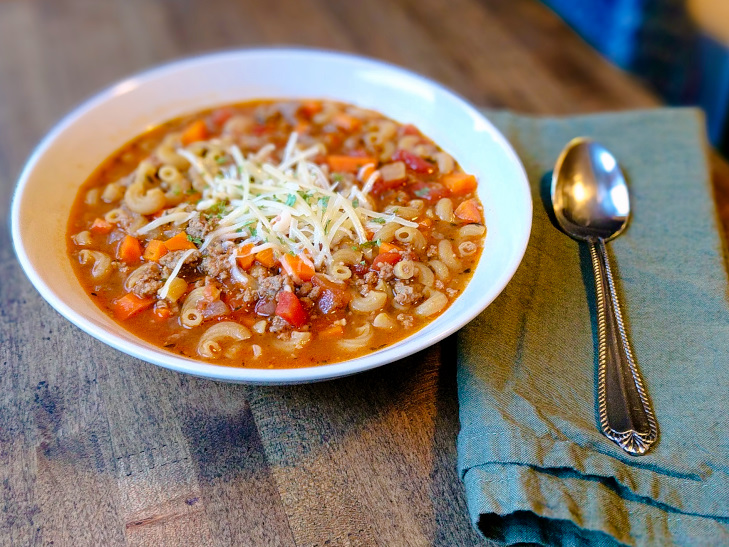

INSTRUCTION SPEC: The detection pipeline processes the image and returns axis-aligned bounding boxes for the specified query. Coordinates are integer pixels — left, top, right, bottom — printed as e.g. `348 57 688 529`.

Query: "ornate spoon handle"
590 239 658 456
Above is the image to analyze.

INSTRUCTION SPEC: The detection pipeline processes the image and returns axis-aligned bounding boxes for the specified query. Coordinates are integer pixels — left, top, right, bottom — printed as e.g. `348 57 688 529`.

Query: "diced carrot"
275 291 308 328
236 243 256 270
280 253 315 282
113 293 155 320
332 113 362 131
454 199 483 224
442 173 478 196
358 163 376 182
143 239 168 262
378 241 402 254
326 155 377 173
319 324 344 339
370 251 403 271
180 119 209 146
300 100 323 117
164 231 196 251
294 121 311 134
255 248 276 268
117 235 143 263
90 217 113 234
153 305 172 321
418 218 434 231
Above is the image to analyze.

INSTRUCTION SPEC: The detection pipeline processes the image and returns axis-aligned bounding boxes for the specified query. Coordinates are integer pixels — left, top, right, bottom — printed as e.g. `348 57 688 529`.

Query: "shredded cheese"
149 132 416 297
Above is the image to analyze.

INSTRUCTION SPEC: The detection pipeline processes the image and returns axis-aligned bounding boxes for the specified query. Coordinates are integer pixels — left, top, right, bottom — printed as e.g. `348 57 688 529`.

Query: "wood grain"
1 0 727 545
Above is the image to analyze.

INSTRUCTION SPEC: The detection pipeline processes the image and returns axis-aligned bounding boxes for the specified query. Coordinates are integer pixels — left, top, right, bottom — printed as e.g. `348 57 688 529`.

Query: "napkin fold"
457 108 729 546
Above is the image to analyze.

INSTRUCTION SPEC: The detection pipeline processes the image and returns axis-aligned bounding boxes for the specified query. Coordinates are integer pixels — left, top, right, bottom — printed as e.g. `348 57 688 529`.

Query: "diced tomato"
299 100 323 117
255 298 276 317
311 274 352 315
372 178 407 196
370 251 403 271
454 199 483 224
222 291 247 312
392 149 434 174
210 107 234 127
401 124 420 136
90 218 113 234
275 291 308 328
409 182 450 202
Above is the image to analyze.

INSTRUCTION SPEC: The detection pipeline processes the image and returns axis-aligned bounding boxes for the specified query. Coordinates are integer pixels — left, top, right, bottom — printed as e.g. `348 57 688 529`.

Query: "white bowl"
11 48 531 384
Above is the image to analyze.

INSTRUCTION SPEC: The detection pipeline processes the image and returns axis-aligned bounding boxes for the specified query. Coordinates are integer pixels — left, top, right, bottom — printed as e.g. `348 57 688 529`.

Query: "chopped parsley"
414 188 430 198
318 196 330 209
352 198 359 208
332 173 344 183
353 239 380 250
371 217 386 224
208 201 228 218
187 234 203 246
286 193 297 207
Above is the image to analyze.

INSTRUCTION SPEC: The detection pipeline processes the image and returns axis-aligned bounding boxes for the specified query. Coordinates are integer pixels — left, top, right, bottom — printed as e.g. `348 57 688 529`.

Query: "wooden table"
1 1 727 545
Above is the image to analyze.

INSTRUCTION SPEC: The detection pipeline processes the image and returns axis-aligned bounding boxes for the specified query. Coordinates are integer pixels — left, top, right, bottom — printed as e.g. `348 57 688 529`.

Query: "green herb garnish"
371 217 386 224
187 234 203 246
286 194 297 207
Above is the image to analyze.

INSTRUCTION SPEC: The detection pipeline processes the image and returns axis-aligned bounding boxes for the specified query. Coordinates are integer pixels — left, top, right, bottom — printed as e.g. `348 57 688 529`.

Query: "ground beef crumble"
130 263 165 298
392 281 423 306
159 249 201 269
186 214 217 239
199 242 232 280
397 313 414 328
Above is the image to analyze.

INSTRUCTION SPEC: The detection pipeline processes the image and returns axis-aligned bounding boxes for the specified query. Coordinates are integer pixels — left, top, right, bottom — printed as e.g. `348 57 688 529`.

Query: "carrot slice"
113 293 155 320
454 199 483 224
255 248 276 268
319 324 344 339
236 243 256 270
300 100 323 117
180 119 209 146
280 253 315 282
378 241 402 255
442 173 478 196
90 217 113 234
143 239 168 262
153 305 172 321
332 113 362 131
117 235 143 263
326 155 377 173
164 232 196 251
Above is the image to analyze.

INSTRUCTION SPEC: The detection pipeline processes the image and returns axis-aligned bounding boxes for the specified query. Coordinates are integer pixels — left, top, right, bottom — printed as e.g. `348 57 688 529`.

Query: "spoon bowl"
551 137 630 242
551 137 658 456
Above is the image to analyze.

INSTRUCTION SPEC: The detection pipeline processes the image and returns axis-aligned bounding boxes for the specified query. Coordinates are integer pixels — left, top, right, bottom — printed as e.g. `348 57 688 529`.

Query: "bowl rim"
10 46 532 384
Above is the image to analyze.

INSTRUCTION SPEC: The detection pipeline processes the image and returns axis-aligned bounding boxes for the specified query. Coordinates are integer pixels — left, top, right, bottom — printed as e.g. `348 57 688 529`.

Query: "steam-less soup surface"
67 100 486 368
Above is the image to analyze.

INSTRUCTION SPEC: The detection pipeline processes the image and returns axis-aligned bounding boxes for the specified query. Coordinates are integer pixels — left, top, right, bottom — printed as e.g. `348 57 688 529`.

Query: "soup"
67 99 486 368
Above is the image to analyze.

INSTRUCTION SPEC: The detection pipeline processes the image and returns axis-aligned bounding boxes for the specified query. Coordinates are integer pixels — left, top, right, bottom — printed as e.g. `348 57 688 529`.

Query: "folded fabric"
457 108 729 546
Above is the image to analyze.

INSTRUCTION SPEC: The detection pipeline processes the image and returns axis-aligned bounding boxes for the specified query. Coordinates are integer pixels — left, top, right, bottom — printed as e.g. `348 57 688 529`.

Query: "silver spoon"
551 137 657 456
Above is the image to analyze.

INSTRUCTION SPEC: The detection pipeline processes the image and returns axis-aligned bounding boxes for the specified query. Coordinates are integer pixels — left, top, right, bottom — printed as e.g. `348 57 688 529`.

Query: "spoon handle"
590 239 658 456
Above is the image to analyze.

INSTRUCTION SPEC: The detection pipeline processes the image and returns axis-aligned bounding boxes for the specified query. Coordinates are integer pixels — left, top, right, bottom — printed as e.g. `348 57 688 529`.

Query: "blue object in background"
540 0 647 69
541 0 729 156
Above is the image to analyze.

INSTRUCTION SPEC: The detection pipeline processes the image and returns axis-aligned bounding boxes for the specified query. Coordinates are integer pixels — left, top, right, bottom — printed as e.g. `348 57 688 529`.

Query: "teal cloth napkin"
457 108 729 546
